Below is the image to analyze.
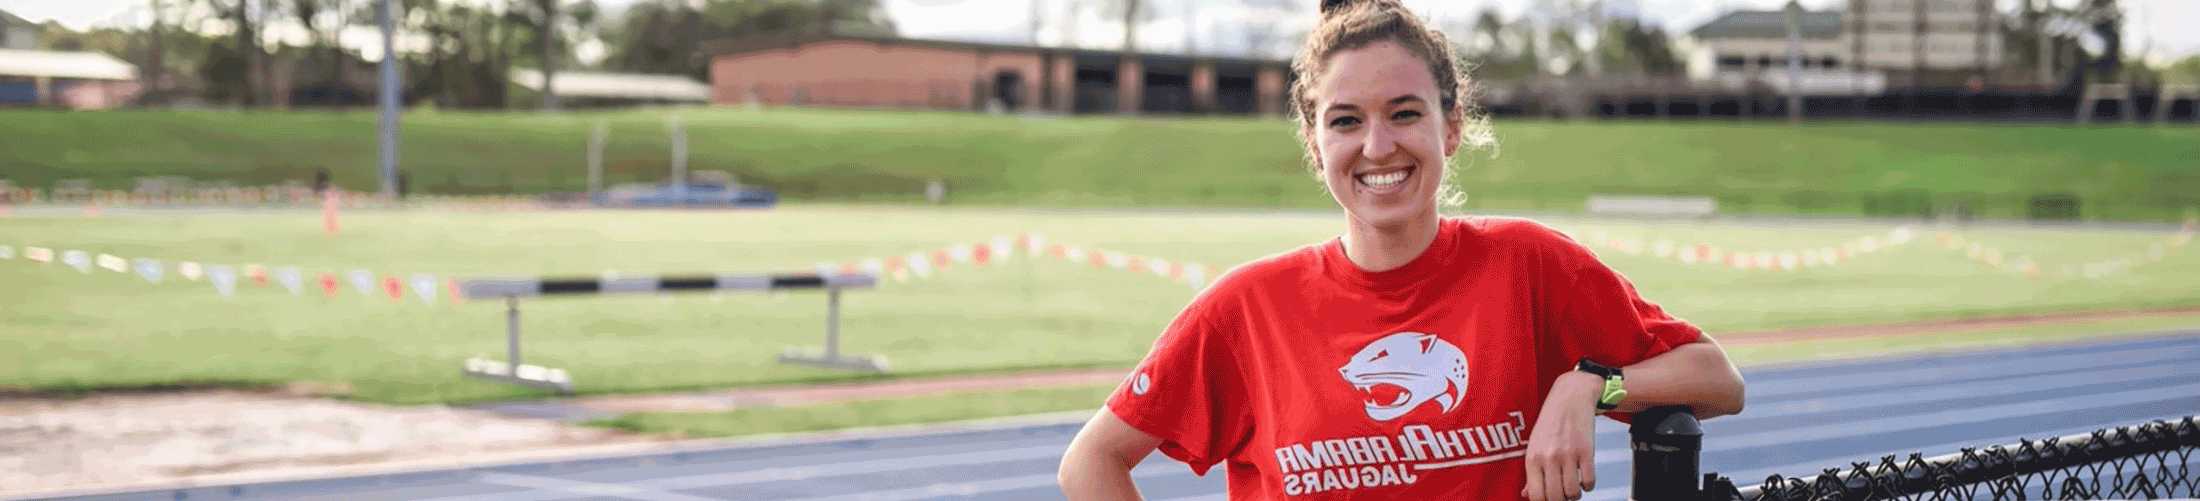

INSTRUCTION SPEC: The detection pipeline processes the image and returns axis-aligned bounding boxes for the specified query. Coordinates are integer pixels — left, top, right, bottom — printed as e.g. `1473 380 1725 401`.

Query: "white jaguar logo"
1339 332 1469 421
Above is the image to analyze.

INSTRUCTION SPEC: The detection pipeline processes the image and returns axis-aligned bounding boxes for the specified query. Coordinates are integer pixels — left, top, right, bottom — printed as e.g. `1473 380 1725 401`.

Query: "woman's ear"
1441 110 1464 158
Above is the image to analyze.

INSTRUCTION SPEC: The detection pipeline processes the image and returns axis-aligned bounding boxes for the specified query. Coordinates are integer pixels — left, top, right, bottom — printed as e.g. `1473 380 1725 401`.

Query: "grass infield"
2 206 2196 405
5 108 2197 221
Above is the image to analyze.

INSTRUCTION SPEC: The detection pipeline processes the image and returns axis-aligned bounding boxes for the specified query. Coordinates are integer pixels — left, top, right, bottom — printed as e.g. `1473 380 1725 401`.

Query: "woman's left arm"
1522 334 1744 501
1605 332 1746 419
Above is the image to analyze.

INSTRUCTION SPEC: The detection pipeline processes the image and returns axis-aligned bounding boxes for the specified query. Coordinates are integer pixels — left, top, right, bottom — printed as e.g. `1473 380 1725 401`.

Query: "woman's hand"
1522 370 1602 501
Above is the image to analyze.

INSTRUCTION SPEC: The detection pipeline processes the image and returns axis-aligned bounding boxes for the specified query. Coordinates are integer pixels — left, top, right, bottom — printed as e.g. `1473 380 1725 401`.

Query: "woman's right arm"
1059 407 1165 501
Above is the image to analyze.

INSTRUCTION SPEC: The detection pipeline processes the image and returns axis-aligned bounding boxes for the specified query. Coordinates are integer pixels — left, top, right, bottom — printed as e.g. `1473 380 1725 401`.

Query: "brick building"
703 25 1293 116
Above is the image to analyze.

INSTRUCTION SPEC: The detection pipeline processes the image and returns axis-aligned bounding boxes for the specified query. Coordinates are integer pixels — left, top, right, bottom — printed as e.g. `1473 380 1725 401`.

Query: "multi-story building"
1847 0 2003 85
1684 5 1884 94
1684 0 2003 94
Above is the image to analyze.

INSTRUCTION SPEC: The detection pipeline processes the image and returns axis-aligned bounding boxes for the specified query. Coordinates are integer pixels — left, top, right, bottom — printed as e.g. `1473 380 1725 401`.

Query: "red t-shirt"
1106 216 1702 500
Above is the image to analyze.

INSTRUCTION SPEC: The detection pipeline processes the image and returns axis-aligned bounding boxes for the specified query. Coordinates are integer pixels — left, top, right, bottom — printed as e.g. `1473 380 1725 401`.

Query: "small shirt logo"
1131 371 1151 396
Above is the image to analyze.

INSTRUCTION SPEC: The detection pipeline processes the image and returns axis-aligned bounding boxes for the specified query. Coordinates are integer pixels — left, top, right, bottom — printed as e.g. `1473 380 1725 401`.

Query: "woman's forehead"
1313 42 1438 108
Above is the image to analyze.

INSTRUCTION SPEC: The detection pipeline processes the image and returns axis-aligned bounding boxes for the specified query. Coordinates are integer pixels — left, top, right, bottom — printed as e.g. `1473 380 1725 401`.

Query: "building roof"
0 9 35 29
0 48 138 80
701 24 1289 69
1691 10 1843 40
510 70 711 101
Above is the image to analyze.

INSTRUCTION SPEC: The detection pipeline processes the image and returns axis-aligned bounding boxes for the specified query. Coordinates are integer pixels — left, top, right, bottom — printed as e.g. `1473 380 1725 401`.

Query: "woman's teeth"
1359 169 1409 188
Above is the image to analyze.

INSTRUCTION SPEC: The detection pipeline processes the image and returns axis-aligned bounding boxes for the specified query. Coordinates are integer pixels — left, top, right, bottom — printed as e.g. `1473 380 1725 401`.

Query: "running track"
34 334 2200 501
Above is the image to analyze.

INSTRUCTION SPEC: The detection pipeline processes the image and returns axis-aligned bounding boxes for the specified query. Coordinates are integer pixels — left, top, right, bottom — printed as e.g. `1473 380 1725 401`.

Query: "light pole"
378 0 401 199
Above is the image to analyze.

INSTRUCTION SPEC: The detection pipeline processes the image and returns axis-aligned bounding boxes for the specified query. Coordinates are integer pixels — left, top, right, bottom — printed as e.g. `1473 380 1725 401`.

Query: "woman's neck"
1340 215 1442 272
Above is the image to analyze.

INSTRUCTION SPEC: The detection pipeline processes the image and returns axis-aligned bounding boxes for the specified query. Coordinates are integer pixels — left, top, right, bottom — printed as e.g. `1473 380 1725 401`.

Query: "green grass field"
4 108 2198 221
3 206 2196 406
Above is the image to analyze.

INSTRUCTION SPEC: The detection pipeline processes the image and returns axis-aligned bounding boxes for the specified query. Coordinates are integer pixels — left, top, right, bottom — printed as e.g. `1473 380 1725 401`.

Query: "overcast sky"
5 0 2195 62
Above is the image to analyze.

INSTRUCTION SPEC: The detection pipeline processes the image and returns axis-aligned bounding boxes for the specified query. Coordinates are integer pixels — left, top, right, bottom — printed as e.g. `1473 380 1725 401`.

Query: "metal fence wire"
1692 415 2198 501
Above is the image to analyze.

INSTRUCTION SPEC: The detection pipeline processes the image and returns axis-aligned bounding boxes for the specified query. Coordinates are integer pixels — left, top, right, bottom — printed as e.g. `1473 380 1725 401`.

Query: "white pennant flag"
209 265 238 298
276 267 305 296
1147 256 1172 277
948 243 973 263
97 254 127 273
349 269 375 296
179 261 203 281
411 274 438 305
905 251 932 278
860 257 884 277
0 245 13 260
63 250 91 273
26 247 52 263
989 236 1014 263
134 258 163 283
1185 263 1208 289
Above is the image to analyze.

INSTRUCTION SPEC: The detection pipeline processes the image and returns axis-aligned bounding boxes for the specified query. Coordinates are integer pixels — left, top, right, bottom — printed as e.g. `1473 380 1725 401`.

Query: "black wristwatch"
1577 358 1627 414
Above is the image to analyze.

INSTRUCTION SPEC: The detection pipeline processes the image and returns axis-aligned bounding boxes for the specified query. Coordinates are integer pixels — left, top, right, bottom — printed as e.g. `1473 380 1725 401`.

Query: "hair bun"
1319 0 1397 15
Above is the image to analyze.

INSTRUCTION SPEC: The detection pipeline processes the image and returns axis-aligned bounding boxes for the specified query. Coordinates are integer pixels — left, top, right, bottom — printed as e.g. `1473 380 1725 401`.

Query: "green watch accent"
1577 359 1627 414
1595 373 1628 414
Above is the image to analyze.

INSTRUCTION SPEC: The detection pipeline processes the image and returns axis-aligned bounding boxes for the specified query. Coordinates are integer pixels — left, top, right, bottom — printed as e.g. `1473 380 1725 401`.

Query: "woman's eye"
1392 110 1423 121
1329 116 1361 128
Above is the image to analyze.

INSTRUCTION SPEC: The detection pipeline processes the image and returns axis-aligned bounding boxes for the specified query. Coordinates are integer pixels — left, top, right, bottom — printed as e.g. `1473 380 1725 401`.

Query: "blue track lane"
28 333 2200 501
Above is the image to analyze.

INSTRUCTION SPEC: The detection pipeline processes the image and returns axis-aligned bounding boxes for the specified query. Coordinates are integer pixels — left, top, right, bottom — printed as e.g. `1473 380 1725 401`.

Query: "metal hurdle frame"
458 271 885 394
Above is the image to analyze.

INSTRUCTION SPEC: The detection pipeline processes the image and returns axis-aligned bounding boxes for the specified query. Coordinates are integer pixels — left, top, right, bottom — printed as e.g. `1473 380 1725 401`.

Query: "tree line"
37 0 894 109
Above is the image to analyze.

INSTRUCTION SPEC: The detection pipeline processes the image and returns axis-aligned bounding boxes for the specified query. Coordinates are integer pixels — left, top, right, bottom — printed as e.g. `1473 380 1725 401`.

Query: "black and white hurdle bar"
457 272 885 394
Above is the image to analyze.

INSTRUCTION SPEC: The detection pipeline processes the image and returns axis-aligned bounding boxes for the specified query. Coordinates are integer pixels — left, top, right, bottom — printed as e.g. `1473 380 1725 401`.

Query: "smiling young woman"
1056 1 1746 500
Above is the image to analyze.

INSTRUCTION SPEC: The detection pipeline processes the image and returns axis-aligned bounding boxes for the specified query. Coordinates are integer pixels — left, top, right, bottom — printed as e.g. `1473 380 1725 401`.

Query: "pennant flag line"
97 254 126 273
27 247 52 263
179 261 202 281
0 245 13 260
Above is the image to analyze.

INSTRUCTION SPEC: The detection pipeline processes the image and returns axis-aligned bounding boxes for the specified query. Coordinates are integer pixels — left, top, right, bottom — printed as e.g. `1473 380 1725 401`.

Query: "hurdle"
457 271 885 394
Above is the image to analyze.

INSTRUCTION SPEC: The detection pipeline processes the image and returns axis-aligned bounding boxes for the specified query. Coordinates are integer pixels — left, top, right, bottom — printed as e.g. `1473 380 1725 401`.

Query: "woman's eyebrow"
1325 94 1426 113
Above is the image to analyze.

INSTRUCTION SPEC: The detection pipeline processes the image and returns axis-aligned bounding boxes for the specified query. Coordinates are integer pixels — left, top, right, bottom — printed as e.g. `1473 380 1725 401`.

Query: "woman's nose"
1360 123 1398 161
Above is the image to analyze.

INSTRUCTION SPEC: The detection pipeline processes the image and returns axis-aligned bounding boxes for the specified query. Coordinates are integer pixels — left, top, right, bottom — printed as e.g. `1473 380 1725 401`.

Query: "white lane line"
1743 344 2200 397
1154 493 1228 501
630 444 1068 490
474 473 725 501
768 462 1186 501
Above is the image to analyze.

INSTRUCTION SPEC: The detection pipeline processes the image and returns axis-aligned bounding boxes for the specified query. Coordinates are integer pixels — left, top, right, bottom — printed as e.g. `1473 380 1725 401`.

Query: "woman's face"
1305 41 1462 231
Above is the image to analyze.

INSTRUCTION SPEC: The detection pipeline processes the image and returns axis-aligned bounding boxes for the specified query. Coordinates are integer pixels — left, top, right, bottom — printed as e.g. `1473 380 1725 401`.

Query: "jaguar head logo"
1338 332 1469 421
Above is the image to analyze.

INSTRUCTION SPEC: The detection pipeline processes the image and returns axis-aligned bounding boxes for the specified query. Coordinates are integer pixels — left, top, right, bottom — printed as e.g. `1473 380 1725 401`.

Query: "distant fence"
1634 415 2200 501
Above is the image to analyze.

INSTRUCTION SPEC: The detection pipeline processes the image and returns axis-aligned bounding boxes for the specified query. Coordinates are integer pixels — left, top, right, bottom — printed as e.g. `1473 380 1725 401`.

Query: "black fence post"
1632 406 1703 501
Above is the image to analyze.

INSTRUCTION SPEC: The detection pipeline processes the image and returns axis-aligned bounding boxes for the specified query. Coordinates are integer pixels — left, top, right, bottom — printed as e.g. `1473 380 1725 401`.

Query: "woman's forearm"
1611 337 1746 419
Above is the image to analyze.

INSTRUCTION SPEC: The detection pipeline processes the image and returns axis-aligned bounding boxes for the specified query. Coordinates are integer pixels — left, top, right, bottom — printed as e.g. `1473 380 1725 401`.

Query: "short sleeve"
1105 291 1250 476
1532 225 1704 422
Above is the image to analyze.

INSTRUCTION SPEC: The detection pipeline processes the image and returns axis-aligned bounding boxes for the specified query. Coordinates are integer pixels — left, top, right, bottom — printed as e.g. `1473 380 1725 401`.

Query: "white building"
1684 6 1885 94
1848 0 2003 73
1684 0 2002 94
